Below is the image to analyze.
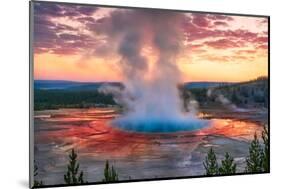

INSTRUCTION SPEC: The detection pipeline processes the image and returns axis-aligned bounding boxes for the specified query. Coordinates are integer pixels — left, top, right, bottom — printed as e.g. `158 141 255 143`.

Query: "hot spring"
112 116 209 133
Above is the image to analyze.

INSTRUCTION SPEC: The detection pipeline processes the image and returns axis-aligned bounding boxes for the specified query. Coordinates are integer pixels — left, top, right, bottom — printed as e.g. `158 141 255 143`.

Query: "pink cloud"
204 39 241 49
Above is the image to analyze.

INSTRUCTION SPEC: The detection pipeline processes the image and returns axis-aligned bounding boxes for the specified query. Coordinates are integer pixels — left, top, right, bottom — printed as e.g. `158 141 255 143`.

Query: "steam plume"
97 9 208 132
207 88 245 112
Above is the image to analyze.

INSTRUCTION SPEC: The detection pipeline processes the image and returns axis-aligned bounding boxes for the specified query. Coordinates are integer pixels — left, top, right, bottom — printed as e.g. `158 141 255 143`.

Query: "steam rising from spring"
207 88 246 112
98 9 208 132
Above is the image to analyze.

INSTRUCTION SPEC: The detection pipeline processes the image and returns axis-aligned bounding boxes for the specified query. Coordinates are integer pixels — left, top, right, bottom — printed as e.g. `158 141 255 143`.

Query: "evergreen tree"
203 148 219 175
231 92 239 104
219 152 236 174
245 133 263 173
64 149 86 185
102 160 119 182
33 161 43 187
262 126 269 172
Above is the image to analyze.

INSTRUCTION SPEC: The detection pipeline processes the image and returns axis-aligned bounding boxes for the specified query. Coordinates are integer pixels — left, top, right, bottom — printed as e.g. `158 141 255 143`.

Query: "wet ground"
33 107 267 185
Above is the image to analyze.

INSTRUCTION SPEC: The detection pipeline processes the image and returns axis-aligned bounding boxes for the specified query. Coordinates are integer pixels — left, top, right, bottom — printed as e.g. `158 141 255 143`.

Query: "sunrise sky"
33 2 268 83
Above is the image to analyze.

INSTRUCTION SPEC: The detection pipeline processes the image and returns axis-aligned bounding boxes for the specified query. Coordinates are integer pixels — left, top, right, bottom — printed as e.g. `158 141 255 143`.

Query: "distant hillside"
34 80 81 89
35 80 232 90
184 82 233 89
184 77 269 108
34 80 121 91
216 77 269 108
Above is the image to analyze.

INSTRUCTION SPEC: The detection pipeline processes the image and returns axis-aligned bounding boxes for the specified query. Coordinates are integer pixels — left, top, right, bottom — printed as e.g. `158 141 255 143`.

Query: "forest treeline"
182 77 268 108
34 77 268 110
34 89 116 110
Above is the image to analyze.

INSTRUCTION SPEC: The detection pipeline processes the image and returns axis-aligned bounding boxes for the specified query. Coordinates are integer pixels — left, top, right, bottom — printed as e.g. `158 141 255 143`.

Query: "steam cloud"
207 88 245 112
97 9 208 132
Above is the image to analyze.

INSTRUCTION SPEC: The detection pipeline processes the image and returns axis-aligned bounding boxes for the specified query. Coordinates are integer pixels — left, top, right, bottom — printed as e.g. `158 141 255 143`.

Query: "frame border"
29 0 270 188
29 1 35 188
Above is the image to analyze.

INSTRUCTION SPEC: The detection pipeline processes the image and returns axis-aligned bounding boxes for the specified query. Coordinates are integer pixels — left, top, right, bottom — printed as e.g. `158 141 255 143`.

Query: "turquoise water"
112 116 210 133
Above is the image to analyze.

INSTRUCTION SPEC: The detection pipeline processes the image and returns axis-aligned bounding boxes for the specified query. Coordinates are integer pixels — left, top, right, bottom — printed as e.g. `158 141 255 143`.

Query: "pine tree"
33 161 43 187
102 160 119 182
203 148 219 175
245 133 263 173
262 126 269 172
64 149 86 185
219 152 236 174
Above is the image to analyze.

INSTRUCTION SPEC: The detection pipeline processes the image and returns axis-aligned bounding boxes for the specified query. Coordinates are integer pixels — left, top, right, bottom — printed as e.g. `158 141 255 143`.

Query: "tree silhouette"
203 148 219 175
102 160 119 182
33 161 43 187
219 152 236 174
262 126 269 172
245 133 264 173
64 149 86 185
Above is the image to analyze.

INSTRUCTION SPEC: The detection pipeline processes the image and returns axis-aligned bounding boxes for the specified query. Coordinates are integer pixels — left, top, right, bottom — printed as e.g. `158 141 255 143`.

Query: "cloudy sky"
33 2 268 82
